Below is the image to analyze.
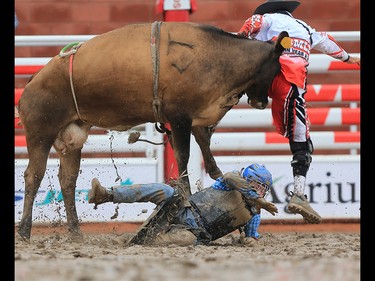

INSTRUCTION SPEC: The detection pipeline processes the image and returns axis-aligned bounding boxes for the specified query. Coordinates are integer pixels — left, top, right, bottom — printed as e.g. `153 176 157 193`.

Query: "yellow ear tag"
280 37 292 49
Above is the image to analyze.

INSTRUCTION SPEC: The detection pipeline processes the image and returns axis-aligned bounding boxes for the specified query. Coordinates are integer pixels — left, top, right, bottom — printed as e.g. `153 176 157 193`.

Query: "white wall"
15 155 360 223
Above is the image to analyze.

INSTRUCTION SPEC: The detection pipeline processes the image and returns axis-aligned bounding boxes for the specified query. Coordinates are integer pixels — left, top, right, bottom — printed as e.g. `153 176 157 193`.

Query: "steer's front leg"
169 120 193 196
192 126 223 180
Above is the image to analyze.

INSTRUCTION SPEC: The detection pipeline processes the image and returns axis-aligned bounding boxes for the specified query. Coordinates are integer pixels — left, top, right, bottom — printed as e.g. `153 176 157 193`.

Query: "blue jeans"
113 183 199 229
113 183 174 205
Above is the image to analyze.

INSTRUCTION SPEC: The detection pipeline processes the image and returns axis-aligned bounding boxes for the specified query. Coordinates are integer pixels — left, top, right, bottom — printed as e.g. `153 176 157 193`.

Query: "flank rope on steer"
59 42 85 122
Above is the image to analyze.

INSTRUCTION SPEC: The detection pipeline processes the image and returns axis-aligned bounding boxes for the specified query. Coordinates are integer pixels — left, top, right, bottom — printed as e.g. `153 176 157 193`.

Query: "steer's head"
245 31 290 110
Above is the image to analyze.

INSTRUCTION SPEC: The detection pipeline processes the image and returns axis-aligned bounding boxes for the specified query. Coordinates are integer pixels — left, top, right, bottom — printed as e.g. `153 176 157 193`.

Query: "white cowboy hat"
253 0 301 15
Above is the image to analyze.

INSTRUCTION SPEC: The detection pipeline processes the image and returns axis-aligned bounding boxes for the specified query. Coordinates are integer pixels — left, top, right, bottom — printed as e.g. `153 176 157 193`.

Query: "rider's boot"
88 178 113 205
287 191 322 224
288 141 321 223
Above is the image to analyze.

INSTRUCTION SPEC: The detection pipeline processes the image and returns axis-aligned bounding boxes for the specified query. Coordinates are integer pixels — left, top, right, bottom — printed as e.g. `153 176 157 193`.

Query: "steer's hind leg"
170 120 193 196
17 139 54 242
57 149 83 240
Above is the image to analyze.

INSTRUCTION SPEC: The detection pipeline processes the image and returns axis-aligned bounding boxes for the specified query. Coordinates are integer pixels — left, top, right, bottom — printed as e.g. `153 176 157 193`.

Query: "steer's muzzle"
249 98 269 110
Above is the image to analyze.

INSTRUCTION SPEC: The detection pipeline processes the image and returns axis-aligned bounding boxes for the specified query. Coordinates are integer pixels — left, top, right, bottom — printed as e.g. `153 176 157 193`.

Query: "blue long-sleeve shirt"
244 214 261 239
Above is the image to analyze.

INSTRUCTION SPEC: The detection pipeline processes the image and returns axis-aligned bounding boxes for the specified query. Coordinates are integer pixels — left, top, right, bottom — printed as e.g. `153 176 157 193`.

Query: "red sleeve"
238 15 263 38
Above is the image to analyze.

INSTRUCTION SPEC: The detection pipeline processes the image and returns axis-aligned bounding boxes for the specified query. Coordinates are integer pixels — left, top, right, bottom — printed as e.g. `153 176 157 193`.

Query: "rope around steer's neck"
59 42 86 122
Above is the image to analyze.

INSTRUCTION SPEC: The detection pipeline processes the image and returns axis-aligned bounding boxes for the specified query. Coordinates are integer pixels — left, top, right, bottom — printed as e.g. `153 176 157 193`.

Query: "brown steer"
17 21 289 241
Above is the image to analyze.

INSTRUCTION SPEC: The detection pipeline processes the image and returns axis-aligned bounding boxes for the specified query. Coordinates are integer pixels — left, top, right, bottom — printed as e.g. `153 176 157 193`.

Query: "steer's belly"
191 106 229 127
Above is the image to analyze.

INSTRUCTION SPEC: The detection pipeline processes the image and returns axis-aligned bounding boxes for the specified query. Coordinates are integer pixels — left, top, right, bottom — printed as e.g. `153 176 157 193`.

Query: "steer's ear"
275 31 291 56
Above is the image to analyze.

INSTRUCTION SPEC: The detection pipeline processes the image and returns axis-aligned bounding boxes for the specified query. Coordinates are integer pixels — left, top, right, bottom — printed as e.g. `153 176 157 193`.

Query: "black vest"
189 187 252 241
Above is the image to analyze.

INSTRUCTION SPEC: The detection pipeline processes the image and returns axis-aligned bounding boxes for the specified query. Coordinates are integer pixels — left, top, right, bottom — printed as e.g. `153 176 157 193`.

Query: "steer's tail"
16 69 42 127
15 105 22 126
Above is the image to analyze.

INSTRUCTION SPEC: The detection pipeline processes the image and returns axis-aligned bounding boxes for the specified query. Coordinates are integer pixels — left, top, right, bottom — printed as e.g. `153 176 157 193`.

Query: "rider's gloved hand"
255 197 278 216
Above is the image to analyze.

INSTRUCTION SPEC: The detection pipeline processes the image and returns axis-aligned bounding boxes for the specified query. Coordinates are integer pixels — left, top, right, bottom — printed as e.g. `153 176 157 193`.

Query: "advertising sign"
163 0 191 10
15 155 360 223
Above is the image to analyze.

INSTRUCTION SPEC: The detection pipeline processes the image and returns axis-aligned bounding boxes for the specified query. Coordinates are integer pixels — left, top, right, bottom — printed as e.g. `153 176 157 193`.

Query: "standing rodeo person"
236 0 360 224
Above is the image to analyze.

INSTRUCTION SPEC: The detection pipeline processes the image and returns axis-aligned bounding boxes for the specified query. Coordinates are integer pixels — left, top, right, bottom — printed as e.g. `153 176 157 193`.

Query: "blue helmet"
241 163 273 197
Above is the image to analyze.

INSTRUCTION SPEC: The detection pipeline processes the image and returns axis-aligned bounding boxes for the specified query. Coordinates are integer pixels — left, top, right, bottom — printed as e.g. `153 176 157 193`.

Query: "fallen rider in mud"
88 163 278 246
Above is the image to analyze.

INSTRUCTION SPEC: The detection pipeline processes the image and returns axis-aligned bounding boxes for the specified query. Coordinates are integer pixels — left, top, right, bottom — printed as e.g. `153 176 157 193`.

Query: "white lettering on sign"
164 0 191 10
